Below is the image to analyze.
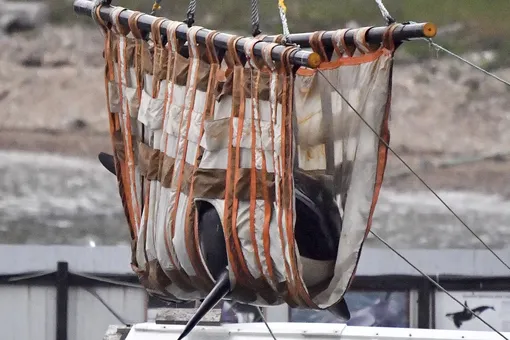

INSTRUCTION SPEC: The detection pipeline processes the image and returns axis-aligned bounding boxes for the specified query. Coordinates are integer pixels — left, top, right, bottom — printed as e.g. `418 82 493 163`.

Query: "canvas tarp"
98 6 396 310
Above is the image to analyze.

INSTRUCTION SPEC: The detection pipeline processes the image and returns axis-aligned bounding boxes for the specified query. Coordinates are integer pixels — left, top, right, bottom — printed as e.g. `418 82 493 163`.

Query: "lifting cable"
5 269 140 326
256 306 278 340
277 0 291 43
185 0 196 27
151 0 163 16
370 0 510 274
83 286 136 325
371 231 509 339
317 68 509 340
251 0 262 36
69 271 144 289
184 0 262 36
374 0 395 25
422 36 510 88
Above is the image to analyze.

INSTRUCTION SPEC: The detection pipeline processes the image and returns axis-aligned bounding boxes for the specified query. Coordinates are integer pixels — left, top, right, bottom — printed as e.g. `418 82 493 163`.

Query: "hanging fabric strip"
184 30 222 288
95 4 396 312
111 7 142 236
292 24 397 308
153 19 202 299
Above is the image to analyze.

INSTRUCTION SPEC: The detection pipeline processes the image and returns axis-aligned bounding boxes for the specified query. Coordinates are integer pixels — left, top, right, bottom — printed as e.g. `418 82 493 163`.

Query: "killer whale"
98 152 351 339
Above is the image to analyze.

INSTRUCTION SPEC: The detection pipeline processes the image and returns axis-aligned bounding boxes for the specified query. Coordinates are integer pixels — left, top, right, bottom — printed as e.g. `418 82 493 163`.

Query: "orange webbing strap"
260 41 299 306
308 31 328 63
222 35 257 299
279 45 319 309
244 36 275 295
184 29 222 292
222 36 278 303
142 17 175 297
154 21 198 294
247 37 285 298
331 29 355 59
179 26 216 292
109 8 159 292
238 36 281 303
353 26 378 55
309 31 335 177
150 18 167 98
158 20 181 278
113 8 143 236
99 7 137 241
128 12 145 103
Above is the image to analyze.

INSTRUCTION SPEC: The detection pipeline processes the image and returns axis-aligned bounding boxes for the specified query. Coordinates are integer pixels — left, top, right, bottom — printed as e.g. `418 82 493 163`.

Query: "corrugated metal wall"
0 285 146 340
69 286 146 340
0 285 57 340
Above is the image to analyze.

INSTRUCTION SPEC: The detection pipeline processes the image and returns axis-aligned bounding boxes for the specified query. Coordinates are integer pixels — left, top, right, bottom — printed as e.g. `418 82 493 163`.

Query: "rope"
186 0 197 27
251 0 261 36
277 0 290 42
69 271 145 289
316 69 510 274
7 270 56 282
374 0 396 25
151 0 163 16
423 38 510 88
83 286 136 325
388 150 510 180
256 306 278 340
371 231 508 340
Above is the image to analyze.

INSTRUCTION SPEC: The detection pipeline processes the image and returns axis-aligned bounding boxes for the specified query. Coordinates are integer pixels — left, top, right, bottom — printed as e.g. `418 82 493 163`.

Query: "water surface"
1 150 509 248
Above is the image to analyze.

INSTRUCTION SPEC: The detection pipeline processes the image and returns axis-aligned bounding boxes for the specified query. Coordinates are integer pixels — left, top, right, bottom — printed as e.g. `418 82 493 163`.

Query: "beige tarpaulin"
293 27 396 308
98 5 396 310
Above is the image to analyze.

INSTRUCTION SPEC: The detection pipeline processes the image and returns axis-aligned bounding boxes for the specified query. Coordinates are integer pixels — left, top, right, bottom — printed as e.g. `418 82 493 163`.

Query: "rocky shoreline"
1 24 509 197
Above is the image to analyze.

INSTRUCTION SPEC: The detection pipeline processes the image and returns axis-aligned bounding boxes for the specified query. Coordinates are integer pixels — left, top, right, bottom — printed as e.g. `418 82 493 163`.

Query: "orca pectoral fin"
328 298 351 321
98 152 116 176
177 269 230 340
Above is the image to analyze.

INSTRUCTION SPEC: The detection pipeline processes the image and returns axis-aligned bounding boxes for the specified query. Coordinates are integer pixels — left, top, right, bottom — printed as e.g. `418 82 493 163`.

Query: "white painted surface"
265 304 289 322
0 284 146 340
124 322 510 340
69 286 147 340
0 285 56 340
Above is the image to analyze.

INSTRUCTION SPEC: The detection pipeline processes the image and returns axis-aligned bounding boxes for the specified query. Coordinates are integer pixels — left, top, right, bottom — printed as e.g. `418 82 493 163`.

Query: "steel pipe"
265 22 437 48
73 0 321 68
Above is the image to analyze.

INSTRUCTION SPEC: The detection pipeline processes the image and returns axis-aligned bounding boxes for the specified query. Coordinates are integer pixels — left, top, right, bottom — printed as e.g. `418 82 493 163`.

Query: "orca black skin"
98 152 350 337
98 152 116 175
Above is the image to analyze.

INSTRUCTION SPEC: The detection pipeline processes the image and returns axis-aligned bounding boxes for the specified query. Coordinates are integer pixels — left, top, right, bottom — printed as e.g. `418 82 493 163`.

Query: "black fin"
98 152 116 175
177 269 230 340
196 201 228 280
327 298 351 320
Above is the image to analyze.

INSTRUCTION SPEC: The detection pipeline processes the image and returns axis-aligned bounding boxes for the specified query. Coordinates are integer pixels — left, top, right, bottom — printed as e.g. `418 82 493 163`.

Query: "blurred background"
1 0 510 339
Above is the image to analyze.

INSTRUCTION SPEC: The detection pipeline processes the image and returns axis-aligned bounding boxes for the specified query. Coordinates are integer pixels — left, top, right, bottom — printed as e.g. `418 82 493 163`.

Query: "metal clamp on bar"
73 0 321 68
265 22 437 48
